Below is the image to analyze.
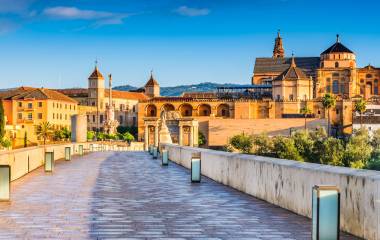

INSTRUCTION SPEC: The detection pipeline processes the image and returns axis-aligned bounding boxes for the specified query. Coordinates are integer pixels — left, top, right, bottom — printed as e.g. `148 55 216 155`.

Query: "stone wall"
162 144 380 240
208 118 328 147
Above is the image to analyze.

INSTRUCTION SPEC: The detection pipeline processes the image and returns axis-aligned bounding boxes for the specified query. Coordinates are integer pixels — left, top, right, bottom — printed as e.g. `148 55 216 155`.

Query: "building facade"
59 65 148 132
0 87 78 145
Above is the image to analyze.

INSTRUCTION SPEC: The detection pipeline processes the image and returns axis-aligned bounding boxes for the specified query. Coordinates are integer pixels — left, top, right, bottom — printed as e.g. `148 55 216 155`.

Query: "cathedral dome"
321 35 354 55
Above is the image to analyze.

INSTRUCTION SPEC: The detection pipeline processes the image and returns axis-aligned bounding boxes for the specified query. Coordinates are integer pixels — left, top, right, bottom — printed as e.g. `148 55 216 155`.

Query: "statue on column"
159 111 173 145
104 74 119 134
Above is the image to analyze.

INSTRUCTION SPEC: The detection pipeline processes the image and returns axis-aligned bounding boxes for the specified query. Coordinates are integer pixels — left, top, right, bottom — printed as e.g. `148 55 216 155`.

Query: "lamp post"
161 149 168 166
44 151 54 172
312 185 340 240
0 165 10 201
191 154 201 183
65 147 71 161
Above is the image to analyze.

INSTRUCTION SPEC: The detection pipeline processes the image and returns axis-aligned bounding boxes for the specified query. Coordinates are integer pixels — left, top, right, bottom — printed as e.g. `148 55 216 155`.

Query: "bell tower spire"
273 30 285 59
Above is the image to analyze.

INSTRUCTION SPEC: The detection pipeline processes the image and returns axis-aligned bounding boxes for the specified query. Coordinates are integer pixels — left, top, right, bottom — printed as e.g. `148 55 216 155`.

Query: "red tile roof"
1 87 77 103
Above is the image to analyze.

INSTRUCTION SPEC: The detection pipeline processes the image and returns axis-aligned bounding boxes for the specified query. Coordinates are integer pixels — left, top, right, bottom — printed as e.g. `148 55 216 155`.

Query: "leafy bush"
273 136 303 161
319 137 345 166
0 138 11 148
198 131 206 146
122 132 135 142
366 158 380 171
117 126 137 137
292 131 314 161
229 133 253 154
87 131 95 141
252 133 274 157
344 130 372 169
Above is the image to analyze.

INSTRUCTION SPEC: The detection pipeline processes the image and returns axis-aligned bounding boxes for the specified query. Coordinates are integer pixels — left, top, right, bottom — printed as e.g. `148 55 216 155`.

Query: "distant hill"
114 82 247 97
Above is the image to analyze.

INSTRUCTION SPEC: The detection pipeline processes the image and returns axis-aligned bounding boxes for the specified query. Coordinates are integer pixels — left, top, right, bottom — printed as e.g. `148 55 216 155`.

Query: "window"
28 103 33 109
38 102 42 107
18 113 22 119
375 87 379 95
119 116 123 124
336 109 340 115
318 110 321 115
93 115 95 122
38 113 42 119
18 102 22 107
100 115 104 123
321 62 324 68
332 80 339 94
27 113 32 120
65 114 67 120
335 62 339 68
60 114 62 120
332 73 339 77
133 117 136 126
133 106 136 112
340 84 345 94
65 104 67 109
53 113 55 119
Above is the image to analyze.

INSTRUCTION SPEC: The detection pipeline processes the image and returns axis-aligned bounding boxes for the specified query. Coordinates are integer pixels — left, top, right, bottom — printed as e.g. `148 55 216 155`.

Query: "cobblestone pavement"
0 151 358 239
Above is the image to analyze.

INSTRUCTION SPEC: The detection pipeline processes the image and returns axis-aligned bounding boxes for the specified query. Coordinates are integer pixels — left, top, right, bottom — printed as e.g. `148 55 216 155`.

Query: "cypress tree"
0 99 5 140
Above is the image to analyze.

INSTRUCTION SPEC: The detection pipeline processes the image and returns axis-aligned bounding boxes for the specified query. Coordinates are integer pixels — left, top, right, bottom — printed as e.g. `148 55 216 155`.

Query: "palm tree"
354 98 367 128
36 122 54 145
300 106 312 131
322 93 336 136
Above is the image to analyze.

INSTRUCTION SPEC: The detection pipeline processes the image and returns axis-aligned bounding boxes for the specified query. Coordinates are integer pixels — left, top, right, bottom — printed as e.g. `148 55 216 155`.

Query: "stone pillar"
189 126 194 147
71 114 87 143
179 126 183 146
144 125 149 151
154 125 159 147
194 125 199 147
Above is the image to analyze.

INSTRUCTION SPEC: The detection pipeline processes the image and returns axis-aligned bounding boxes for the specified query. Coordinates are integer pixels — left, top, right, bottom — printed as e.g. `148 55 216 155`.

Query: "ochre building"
138 32 380 147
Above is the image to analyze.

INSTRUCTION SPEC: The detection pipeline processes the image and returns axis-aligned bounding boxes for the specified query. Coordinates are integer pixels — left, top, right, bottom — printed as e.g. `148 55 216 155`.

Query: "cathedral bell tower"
88 61 105 107
273 30 285 59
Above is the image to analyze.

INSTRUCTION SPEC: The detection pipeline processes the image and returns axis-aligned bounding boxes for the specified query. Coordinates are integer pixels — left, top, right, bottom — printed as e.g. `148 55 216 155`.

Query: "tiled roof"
88 67 104 79
275 58 308 80
145 74 159 87
105 89 148 101
1 87 77 103
321 42 353 55
57 88 89 97
181 92 217 98
254 57 320 76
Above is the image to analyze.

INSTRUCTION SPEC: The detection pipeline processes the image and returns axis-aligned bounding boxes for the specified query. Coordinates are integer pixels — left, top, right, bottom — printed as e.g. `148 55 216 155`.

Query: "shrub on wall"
198 131 206 146
229 133 253 154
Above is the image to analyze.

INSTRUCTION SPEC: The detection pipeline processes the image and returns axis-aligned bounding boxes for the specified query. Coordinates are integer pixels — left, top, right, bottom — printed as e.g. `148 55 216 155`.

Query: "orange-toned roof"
88 66 104 79
1 87 77 103
105 89 148 101
145 74 159 87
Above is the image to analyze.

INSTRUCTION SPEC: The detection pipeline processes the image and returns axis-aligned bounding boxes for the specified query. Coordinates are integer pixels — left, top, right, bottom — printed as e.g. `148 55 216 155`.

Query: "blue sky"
0 0 380 89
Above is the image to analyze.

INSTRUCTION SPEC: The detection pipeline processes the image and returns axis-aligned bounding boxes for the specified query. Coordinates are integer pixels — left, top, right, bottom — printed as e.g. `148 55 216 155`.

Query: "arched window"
366 74 373 79
217 104 230 118
198 104 211 116
332 80 339 94
335 62 339 68
146 104 157 117
179 104 193 117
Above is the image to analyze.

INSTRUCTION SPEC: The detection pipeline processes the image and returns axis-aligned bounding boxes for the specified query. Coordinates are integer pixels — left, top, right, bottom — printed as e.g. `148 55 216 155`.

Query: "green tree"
229 133 253 154
198 131 206 146
61 127 71 140
122 132 135 142
371 129 380 148
53 129 65 141
35 122 54 145
319 137 345 166
87 131 95 141
300 106 312 130
366 158 380 171
322 93 336 136
24 132 28 148
0 137 11 148
252 133 274 157
354 98 367 128
291 131 314 162
273 136 303 161
344 129 372 169
96 132 105 141
0 99 5 141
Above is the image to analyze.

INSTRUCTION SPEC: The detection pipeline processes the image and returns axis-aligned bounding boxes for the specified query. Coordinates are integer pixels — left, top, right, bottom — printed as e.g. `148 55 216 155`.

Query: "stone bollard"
191 153 201 183
0 165 11 201
79 145 84 156
312 185 340 240
161 149 168 166
65 147 71 161
153 147 158 159
45 152 54 172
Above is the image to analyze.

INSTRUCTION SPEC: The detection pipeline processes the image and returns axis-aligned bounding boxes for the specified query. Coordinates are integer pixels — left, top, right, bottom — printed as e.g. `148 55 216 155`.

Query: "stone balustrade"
162 143 380 240
0 142 144 182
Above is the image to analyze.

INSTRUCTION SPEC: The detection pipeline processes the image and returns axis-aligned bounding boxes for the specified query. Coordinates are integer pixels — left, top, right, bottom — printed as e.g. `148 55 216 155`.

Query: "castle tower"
144 71 160 98
88 61 105 107
273 30 285 59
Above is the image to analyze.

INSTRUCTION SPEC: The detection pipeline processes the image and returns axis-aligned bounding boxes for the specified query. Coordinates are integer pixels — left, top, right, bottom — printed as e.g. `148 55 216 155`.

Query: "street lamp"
161 149 168 166
191 155 201 183
312 185 340 240
0 165 10 201
44 151 54 172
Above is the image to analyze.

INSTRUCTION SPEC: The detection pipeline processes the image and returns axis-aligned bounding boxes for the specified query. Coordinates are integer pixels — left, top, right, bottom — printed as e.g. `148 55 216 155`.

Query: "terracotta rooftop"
0 87 78 103
145 74 159 87
57 88 148 101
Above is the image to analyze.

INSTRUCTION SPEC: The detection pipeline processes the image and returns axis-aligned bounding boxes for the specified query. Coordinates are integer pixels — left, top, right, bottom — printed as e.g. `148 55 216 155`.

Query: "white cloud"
43 6 130 26
174 6 210 17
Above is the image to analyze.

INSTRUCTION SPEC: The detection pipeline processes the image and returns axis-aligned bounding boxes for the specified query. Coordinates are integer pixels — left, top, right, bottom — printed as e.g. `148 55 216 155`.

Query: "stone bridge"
0 150 360 239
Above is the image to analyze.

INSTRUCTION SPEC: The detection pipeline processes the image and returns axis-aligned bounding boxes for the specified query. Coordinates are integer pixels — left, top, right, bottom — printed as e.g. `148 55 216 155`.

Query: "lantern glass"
79 145 84 156
162 150 168 166
65 147 71 161
191 157 201 182
0 165 10 201
45 152 54 172
312 185 340 240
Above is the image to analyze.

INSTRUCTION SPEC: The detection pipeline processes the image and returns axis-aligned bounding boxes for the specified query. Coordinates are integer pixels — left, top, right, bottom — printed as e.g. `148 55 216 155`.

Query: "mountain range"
113 82 247 97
